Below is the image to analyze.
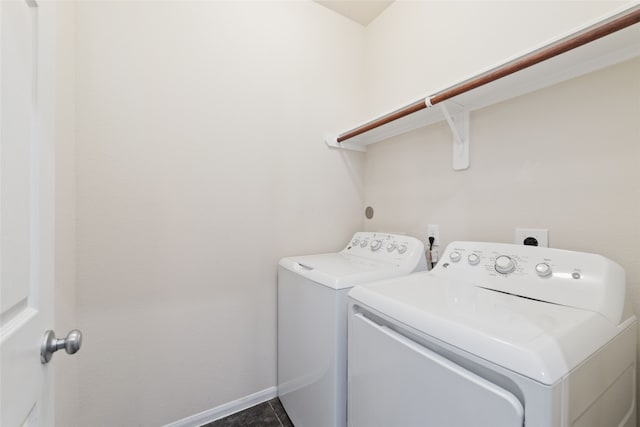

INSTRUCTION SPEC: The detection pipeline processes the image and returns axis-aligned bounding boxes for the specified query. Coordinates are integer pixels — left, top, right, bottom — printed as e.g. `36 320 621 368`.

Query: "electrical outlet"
427 224 440 247
515 228 548 247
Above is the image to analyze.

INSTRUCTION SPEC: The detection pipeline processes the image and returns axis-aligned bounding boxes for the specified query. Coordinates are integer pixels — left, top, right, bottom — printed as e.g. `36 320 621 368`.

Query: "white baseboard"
163 386 278 427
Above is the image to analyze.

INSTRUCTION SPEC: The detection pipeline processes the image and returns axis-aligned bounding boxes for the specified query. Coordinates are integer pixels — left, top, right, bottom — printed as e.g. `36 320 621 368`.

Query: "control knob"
495 255 516 274
467 253 480 266
449 251 461 263
535 263 552 277
387 243 397 252
397 244 407 254
352 239 359 246
360 240 368 248
370 240 383 251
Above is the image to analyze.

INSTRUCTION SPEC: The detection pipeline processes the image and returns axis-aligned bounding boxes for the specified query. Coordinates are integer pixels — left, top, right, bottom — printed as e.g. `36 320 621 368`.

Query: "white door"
1 0 57 425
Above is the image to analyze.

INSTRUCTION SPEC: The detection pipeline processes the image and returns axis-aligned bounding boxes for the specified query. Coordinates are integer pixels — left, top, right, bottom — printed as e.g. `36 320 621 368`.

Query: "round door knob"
468 253 480 265
41 329 83 364
397 244 407 254
535 262 552 277
449 251 461 262
495 255 516 274
370 240 383 251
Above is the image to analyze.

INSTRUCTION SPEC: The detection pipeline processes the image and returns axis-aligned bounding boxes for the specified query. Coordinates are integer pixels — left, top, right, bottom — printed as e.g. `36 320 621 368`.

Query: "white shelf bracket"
439 101 470 170
324 133 367 152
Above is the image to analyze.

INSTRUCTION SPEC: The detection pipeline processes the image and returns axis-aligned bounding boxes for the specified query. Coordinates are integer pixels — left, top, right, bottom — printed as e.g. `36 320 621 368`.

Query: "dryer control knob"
360 240 368 248
370 240 383 251
397 244 408 254
449 251 461 262
495 255 516 274
468 253 480 265
535 263 552 277
352 239 359 246
387 243 397 252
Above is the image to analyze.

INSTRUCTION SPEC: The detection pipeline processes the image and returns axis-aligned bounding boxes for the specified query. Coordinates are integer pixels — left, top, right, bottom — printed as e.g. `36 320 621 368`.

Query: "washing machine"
278 232 427 427
348 241 637 427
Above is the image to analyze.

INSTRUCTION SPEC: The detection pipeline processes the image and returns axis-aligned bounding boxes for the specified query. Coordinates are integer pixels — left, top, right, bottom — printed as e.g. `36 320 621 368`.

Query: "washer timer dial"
495 255 516 274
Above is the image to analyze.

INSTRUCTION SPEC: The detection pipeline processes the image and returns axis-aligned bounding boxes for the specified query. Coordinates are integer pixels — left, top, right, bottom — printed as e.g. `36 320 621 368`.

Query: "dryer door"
349 313 524 427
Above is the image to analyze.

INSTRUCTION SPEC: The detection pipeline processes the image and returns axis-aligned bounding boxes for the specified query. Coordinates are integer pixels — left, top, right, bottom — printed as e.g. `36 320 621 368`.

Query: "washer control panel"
344 232 426 269
436 241 626 323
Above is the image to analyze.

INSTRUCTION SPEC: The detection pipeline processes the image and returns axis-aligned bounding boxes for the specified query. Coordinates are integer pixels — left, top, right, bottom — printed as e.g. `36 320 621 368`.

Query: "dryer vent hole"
365 206 374 219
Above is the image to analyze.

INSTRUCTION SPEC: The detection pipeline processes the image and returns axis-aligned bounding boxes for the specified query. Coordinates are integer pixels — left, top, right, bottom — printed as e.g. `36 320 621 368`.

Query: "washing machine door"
349 313 524 427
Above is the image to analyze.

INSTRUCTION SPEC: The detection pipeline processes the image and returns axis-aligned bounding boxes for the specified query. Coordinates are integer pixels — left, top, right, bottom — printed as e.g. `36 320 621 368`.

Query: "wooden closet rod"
337 6 640 143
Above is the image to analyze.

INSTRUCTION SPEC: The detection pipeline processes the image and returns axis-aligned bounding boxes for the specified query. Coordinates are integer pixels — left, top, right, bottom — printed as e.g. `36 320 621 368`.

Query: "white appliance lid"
349 272 633 385
280 253 401 290
278 232 427 290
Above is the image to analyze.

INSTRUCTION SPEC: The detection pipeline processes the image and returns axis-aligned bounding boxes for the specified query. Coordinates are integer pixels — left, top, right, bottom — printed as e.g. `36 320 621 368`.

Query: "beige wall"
364 1 626 116
54 2 78 426
73 2 364 426
62 1 640 426
364 58 640 288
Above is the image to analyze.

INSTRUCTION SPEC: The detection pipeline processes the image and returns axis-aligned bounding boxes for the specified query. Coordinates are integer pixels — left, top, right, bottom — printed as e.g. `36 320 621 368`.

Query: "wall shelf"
325 3 640 170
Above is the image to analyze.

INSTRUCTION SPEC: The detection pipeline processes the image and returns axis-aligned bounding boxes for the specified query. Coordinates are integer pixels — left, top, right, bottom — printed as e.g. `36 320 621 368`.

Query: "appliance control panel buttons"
370 240 383 251
495 255 516 274
535 262 552 277
467 253 480 265
343 233 425 267
435 241 625 316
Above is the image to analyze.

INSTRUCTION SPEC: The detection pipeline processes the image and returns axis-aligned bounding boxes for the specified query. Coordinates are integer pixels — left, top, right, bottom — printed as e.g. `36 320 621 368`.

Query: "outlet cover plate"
515 228 548 247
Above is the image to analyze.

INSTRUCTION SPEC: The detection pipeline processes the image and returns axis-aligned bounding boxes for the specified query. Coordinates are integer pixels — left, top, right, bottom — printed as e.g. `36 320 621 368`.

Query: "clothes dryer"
278 232 426 427
348 241 636 427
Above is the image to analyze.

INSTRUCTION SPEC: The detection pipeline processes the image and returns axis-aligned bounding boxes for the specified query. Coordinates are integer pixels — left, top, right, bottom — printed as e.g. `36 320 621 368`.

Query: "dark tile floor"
202 398 294 427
